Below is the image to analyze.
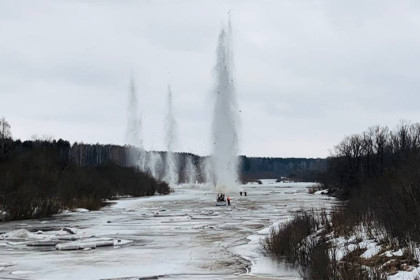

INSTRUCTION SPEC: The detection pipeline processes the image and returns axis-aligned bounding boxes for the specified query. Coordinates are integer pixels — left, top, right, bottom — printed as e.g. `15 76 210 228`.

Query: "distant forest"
69 143 326 183
320 121 420 243
240 156 326 182
0 118 169 221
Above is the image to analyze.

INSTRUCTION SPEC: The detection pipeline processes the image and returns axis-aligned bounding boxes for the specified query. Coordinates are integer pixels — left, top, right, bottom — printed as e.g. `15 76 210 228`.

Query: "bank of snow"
326 224 420 279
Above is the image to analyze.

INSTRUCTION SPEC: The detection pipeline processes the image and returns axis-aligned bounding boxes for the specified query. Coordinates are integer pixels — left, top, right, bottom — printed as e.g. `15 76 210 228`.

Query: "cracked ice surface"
0 182 338 280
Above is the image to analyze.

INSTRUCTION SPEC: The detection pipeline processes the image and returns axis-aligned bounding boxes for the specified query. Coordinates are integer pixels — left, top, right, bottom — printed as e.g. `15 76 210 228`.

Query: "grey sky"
1 0 420 158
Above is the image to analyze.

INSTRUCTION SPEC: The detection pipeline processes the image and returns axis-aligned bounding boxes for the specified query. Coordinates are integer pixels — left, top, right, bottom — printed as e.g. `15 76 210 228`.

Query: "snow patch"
314 190 328 195
389 268 420 280
360 241 381 258
385 249 404 257
73 208 89 213
10 270 34 275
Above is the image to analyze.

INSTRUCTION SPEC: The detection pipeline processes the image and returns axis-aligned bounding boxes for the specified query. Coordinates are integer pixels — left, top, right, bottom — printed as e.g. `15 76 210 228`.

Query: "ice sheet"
0 182 337 280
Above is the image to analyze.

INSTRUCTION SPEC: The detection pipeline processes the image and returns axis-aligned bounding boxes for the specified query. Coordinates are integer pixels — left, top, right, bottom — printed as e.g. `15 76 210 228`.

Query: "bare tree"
0 117 12 151
362 128 375 177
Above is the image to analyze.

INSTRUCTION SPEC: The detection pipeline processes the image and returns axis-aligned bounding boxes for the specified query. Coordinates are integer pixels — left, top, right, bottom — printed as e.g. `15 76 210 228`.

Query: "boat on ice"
216 193 229 206
216 200 227 206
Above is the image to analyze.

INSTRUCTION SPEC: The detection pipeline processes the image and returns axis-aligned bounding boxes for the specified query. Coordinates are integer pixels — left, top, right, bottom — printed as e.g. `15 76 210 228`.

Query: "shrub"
262 212 318 263
262 212 388 280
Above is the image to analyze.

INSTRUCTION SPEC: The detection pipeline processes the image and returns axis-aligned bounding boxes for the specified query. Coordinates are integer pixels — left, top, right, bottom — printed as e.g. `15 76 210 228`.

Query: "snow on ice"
0 182 336 279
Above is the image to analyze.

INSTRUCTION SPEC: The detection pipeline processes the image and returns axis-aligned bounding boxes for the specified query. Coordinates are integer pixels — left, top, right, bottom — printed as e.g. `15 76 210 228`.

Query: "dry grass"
261 211 318 263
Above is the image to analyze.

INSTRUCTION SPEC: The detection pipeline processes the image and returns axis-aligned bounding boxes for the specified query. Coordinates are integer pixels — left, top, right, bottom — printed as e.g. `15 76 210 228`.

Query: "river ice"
0 182 337 280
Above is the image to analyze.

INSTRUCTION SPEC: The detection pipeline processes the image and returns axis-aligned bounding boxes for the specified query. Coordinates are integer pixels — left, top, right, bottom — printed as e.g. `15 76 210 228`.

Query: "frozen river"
0 182 337 280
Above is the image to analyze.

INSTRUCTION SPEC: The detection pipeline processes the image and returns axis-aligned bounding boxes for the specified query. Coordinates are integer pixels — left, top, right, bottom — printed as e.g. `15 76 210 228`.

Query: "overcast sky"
1 0 420 158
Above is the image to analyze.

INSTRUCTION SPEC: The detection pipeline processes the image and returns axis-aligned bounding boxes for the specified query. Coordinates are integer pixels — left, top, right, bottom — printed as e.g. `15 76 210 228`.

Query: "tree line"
263 121 420 279
321 121 420 243
0 118 169 221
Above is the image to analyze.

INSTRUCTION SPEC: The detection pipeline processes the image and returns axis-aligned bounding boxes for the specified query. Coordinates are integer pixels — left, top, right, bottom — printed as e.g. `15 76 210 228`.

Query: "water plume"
146 151 163 179
164 85 179 185
125 76 146 170
185 156 197 184
209 17 240 193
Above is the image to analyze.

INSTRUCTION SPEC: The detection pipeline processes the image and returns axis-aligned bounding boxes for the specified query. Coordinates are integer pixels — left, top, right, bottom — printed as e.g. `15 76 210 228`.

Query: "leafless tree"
372 125 389 175
0 117 12 151
362 128 374 177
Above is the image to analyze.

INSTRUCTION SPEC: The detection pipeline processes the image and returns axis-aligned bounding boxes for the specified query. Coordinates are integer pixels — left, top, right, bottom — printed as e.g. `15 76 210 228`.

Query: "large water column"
125 76 146 170
209 19 240 193
146 151 163 180
164 85 179 185
185 156 197 184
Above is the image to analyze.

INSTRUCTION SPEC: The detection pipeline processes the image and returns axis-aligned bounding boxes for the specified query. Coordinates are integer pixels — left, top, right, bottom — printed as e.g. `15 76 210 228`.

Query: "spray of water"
185 156 197 184
164 85 179 185
146 151 163 179
125 76 146 170
198 157 210 184
209 17 240 193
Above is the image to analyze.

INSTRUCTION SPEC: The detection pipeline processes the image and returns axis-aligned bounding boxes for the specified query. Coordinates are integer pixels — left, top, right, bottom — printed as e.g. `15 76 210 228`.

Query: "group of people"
217 191 249 206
